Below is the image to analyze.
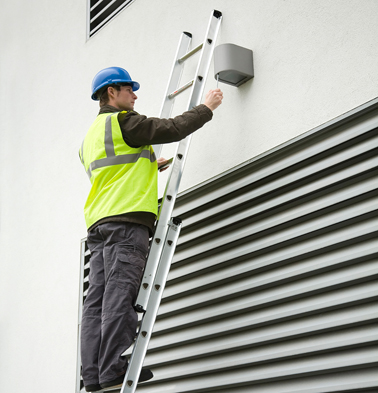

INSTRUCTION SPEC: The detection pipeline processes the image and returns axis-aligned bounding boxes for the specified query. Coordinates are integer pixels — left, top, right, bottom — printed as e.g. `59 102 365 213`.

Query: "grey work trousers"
81 222 149 386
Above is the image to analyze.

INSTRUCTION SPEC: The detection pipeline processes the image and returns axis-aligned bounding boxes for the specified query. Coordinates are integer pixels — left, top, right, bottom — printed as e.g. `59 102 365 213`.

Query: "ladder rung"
178 43 203 64
168 79 194 99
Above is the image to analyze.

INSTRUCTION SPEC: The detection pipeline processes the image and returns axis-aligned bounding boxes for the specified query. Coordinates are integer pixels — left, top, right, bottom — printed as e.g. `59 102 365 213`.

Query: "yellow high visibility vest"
79 112 158 229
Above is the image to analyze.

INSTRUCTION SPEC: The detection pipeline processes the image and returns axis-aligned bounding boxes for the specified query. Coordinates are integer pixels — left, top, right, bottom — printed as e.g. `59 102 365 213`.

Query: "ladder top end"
213 10 222 19
184 31 192 38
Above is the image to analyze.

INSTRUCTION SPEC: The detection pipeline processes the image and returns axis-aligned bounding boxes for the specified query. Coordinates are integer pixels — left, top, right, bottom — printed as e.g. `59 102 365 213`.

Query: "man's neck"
98 104 121 114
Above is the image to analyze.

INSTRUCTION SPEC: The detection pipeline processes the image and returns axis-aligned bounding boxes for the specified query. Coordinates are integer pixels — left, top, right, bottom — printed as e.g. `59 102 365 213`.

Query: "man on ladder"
79 66 223 392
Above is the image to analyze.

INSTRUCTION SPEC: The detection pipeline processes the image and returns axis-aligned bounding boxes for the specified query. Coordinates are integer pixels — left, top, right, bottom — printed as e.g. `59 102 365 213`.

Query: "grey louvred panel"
135 99 378 392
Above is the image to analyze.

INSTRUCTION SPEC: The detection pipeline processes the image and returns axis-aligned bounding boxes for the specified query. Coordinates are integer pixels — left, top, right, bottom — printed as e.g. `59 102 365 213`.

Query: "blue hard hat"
91 66 140 100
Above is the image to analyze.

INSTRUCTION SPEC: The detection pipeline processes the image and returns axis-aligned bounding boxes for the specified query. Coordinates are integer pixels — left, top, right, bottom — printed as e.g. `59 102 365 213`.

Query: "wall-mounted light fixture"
214 43 254 87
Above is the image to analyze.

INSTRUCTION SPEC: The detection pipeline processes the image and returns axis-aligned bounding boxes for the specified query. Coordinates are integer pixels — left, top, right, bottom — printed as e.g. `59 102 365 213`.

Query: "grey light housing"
214 43 254 87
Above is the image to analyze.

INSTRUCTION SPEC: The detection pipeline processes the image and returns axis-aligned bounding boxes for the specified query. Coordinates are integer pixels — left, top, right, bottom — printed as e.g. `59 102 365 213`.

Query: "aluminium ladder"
118 10 222 393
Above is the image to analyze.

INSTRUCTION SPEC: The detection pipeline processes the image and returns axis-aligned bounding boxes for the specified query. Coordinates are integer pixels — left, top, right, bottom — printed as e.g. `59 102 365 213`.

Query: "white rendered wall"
0 1 377 392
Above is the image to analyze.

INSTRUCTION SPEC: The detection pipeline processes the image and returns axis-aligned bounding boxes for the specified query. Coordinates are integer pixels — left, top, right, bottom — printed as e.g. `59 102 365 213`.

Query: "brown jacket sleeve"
117 104 213 147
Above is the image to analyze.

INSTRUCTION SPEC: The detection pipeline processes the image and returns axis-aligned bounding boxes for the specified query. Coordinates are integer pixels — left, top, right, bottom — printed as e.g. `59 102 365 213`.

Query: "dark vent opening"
89 0 135 37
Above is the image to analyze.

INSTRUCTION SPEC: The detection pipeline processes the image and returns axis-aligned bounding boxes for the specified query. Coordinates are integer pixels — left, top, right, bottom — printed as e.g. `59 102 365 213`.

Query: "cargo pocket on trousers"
116 251 146 293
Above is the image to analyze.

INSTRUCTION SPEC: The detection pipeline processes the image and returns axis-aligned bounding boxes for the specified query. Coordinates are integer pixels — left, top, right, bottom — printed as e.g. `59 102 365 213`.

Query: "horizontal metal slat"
169 173 378 283
145 302 378 362
139 347 378 392
148 325 378 381
178 158 378 250
168 218 377 282
163 239 377 302
153 280 377 336
174 112 378 218
178 137 378 231
158 259 378 321
90 0 103 9
183 368 378 393
90 0 111 14
173 197 378 266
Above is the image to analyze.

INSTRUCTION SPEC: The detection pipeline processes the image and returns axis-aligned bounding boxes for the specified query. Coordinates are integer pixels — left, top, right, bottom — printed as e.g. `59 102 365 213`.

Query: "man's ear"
107 86 115 98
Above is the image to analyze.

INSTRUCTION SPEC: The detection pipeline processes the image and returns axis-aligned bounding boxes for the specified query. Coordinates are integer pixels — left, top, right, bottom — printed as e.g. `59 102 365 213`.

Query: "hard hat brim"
91 80 140 101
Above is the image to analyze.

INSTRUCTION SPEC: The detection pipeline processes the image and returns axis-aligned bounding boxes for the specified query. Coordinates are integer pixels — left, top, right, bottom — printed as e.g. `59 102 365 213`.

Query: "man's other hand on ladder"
204 88 223 112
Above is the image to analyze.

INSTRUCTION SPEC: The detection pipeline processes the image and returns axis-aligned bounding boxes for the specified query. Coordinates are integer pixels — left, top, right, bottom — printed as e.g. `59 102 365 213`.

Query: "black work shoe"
101 368 153 389
85 383 102 392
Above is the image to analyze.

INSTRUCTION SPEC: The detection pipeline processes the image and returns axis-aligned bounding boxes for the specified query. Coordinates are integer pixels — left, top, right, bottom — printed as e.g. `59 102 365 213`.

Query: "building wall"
0 1 377 392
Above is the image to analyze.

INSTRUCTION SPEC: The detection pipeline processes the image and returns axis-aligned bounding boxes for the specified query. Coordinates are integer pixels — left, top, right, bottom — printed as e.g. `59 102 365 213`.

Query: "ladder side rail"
152 32 192 158
121 219 182 393
188 10 222 111
135 9 222 312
